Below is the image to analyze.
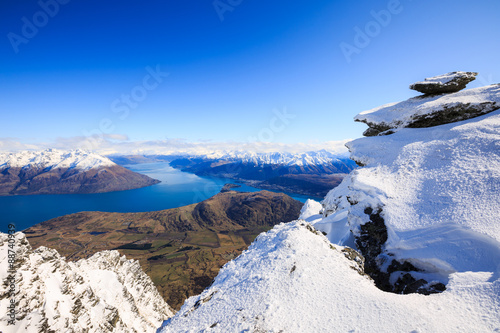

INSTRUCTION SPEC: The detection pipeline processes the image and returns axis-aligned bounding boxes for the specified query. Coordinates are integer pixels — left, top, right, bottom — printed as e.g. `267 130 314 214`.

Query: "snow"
0 233 173 332
355 84 500 132
319 109 500 285
298 199 323 222
158 221 500 332
0 148 116 171
410 71 476 86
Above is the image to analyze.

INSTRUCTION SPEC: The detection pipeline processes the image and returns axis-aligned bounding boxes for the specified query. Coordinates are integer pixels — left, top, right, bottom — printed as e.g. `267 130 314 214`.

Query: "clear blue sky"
1 0 499 151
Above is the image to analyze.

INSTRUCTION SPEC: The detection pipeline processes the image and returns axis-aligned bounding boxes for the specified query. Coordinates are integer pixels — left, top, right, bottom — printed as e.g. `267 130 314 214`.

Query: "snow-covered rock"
158 221 499 332
322 109 500 292
0 148 116 171
409 71 478 94
0 233 173 332
356 83 500 136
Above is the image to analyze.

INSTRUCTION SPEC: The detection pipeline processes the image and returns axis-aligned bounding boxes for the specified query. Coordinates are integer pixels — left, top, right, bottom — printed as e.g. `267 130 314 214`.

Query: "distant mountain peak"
0 149 159 195
0 148 116 171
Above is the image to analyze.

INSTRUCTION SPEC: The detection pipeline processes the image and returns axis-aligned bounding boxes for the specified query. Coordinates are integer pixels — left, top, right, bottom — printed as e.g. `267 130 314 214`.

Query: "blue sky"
1 0 499 153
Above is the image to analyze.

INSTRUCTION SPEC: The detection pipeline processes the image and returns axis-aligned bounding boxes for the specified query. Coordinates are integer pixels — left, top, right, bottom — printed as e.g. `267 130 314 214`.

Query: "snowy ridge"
0 148 116 171
0 233 173 332
318 110 500 282
158 221 499 332
191 150 350 166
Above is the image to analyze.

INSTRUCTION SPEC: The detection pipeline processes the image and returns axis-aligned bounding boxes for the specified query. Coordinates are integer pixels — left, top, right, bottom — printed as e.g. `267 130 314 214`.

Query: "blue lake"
0 163 312 232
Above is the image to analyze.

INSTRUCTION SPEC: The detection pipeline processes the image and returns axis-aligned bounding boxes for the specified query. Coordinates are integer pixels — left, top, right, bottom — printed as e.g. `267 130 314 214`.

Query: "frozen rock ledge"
409 71 478 94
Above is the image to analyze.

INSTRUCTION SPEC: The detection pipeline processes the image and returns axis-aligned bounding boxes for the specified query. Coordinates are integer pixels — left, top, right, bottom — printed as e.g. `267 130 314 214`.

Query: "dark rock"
406 101 498 129
410 71 478 94
354 206 446 295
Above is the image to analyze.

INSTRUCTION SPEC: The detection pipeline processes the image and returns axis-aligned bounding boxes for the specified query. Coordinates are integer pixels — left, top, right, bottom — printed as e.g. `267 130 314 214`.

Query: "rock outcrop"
409 71 477 94
355 72 499 136
318 77 500 299
0 233 173 332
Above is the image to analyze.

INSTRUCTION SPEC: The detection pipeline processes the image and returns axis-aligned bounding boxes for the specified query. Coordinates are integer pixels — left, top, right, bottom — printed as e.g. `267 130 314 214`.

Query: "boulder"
409 71 478 94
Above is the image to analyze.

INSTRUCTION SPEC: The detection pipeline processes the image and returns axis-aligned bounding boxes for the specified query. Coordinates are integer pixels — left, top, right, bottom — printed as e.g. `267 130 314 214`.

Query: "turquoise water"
0 163 311 232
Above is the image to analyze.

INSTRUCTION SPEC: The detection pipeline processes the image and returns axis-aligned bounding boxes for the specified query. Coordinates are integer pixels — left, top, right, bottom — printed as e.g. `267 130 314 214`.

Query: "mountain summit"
159 74 500 332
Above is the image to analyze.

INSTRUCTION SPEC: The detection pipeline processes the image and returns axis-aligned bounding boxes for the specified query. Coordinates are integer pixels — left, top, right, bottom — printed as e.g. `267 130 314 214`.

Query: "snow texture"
298 199 323 222
0 148 116 171
355 84 500 133
0 233 173 333
158 221 499 333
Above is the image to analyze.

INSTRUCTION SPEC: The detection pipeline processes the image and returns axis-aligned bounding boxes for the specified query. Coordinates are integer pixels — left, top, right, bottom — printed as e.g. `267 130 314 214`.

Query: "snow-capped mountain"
166 150 357 197
188 150 351 167
158 73 500 332
0 232 173 333
0 149 159 195
0 148 116 171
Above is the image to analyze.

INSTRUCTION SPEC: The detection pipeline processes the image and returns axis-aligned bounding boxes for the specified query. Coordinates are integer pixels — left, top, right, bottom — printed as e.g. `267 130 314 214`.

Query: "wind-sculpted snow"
158 221 499 332
0 148 116 171
0 233 173 332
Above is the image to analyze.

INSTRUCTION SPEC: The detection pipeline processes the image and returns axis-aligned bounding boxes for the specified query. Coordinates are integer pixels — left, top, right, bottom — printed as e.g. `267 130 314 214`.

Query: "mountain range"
0 149 159 195
161 151 357 197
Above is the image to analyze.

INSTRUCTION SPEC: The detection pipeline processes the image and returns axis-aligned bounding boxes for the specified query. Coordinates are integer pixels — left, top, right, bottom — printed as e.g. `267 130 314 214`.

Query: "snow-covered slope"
159 75 500 332
318 109 500 288
0 233 173 332
0 148 116 171
158 221 499 332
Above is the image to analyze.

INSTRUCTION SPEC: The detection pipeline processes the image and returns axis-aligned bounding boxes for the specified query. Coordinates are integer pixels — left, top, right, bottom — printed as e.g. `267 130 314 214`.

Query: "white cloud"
0 136 351 156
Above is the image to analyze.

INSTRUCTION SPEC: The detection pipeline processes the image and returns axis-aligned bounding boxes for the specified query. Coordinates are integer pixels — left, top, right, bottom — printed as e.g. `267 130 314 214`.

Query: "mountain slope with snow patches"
0 149 159 195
